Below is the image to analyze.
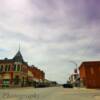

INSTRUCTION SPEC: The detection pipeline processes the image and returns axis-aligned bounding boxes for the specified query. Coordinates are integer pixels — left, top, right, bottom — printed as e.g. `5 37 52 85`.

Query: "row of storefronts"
0 50 45 88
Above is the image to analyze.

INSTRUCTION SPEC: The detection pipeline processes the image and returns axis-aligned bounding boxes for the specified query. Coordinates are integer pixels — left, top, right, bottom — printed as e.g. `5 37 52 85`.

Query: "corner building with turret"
0 49 45 88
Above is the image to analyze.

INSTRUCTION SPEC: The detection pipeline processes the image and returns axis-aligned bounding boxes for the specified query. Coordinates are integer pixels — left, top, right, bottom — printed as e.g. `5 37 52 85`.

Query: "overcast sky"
0 0 100 83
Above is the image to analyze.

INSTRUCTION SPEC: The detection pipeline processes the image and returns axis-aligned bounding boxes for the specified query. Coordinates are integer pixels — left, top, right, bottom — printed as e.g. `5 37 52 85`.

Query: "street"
0 87 100 100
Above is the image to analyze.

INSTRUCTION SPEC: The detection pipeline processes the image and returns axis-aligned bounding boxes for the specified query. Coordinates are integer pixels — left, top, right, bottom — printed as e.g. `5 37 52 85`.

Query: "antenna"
19 41 21 51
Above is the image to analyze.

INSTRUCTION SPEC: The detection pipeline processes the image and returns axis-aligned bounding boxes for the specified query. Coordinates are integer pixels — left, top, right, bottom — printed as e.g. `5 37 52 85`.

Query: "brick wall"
79 62 100 88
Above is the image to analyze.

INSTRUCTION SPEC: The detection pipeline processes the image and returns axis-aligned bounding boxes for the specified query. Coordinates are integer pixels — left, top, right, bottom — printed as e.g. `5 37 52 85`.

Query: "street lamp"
67 60 80 87
68 60 78 73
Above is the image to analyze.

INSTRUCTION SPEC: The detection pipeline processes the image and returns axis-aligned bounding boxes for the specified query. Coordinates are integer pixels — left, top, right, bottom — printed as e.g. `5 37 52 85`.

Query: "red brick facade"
0 50 45 87
79 61 100 88
28 66 45 81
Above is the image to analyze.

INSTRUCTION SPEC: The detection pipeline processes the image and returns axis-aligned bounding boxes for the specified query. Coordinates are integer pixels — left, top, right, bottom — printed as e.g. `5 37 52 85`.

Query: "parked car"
34 82 47 88
62 84 73 88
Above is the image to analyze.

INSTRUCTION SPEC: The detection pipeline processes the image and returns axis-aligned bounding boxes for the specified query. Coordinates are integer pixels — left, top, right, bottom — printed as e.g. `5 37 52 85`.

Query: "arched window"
5 65 8 71
0 65 3 72
17 64 20 71
5 65 10 71
8 65 10 71
14 64 16 71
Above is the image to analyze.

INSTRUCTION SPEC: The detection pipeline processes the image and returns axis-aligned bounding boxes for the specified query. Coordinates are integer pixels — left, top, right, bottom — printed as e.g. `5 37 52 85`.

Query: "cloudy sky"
0 0 100 83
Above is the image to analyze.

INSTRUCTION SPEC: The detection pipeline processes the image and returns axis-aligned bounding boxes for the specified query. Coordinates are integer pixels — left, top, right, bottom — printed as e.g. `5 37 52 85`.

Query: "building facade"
27 66 45 86
79 61 100 88
0 50 45 88
68 69 80 87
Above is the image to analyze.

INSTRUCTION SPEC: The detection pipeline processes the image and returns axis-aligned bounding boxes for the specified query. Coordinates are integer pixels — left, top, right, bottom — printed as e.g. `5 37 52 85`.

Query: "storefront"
27 70 34 86
2 74 10 87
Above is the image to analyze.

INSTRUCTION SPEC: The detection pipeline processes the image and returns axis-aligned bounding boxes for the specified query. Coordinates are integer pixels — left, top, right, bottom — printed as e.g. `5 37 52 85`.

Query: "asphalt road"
0 87 100 100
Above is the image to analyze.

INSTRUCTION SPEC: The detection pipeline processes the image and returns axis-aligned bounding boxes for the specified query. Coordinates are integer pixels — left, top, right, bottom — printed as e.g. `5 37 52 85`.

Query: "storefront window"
14 75 20 85
3 79 10 84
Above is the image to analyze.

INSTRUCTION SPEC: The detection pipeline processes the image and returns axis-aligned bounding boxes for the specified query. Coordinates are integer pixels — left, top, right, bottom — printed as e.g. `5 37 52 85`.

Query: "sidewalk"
95 96 100 100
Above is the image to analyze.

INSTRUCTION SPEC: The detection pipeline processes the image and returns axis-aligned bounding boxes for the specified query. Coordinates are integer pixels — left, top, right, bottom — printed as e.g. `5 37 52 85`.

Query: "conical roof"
13 50 24 63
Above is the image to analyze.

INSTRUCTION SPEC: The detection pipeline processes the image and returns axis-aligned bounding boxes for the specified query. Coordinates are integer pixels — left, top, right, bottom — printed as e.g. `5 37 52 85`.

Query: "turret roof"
13 50 24 63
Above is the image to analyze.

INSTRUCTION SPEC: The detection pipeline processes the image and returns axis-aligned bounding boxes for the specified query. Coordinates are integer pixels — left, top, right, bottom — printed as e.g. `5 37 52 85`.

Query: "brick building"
79 61 100 88
27 66 45 86
0 49 45 88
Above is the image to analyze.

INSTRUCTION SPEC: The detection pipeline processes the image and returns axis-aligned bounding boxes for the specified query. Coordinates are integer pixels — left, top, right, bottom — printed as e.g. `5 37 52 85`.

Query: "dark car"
62 84 73 88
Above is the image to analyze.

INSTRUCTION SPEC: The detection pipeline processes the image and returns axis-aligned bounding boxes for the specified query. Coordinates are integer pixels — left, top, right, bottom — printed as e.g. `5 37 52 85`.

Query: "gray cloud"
0 0 100 83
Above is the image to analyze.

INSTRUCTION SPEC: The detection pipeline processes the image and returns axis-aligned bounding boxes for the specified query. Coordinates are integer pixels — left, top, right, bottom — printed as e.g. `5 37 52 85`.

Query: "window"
0 65 3 72
20 65 22 71
8 65 10 71
17 65 20 71
14 64 21 71
5 65 10 72
5 65 8 71
3 79 10 84
14 75 20 85
90 67 94 74
14 64 16 71
74 74 77 79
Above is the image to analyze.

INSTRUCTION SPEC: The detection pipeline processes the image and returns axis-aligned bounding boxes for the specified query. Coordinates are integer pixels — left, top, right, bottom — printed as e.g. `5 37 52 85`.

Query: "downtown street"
0 87 100 100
